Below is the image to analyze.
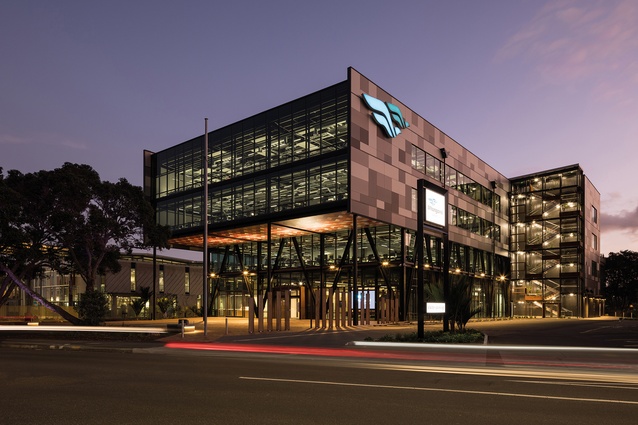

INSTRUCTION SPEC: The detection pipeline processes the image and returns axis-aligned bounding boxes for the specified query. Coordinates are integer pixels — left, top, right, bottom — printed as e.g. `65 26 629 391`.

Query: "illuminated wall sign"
425 188 446 227
362 93 409 138
426 302 446 314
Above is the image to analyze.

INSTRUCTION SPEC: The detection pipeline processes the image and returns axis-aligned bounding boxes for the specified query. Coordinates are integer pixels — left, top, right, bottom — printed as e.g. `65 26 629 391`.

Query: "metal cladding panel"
348 68 509 252
584 175 601 294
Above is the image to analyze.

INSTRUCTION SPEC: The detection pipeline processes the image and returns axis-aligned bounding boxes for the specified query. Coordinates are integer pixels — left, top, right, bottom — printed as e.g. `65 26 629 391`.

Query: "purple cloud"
495 0 638 106
0 134 29 145
602 206 638 233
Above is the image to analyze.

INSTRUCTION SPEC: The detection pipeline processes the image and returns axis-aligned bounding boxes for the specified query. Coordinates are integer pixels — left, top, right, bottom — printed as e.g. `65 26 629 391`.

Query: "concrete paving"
154 315 638 348
1 315 637 351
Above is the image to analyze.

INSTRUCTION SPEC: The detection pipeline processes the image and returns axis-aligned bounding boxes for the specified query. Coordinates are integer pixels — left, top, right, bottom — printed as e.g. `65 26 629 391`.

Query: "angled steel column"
267 222 272 307
353 214 358 326
152 246 157 320
320 233 326 328
443 233 450 332
399 229 406 322
417 179 425 339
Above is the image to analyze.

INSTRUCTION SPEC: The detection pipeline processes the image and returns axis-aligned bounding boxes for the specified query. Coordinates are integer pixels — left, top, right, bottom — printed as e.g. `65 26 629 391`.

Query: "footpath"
1 316 636 352
0 317 424 352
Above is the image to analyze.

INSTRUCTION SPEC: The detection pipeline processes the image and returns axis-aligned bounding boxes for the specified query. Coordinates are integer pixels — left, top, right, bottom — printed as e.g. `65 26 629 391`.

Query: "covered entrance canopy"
169 212 383 250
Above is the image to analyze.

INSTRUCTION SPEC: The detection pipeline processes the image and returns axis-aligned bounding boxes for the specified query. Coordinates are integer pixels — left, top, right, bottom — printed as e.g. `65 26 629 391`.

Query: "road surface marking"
364 363 638 384
240 376 638 405
508 379 638 390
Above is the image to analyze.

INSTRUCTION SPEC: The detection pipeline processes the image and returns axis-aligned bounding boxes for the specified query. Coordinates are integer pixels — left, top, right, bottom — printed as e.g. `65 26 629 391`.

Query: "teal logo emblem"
362 93 409 138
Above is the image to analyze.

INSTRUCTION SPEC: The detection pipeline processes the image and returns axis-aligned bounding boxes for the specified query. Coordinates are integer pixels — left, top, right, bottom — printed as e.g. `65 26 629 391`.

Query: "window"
184 267 190 294
450 205 500 242
411 145 443 183
411 145 425 173
592 233 598 250
159 266 165 293
592 260 598 278
130 263 136 292
426 154 442 182
592 206 598 224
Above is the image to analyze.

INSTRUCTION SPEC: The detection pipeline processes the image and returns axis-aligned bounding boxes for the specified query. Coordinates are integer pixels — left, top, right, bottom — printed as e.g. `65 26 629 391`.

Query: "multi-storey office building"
144 67 600 320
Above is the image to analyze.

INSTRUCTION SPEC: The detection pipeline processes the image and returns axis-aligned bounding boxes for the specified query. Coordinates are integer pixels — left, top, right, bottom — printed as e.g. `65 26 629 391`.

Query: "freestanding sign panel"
417 179 449 338
426 302 446 314
425 188 446 227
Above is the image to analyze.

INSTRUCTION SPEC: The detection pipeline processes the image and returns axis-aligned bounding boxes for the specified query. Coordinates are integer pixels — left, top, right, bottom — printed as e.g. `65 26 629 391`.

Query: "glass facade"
450 206 501 242
205 224 508 320
411 144 501 212
155 139 205 198
154 82 349 233
30 270 76 307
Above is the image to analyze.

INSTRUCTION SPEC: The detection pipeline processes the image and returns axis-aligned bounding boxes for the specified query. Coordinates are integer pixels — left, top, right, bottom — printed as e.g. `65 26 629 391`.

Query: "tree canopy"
0 163 170 324
603 250 638 315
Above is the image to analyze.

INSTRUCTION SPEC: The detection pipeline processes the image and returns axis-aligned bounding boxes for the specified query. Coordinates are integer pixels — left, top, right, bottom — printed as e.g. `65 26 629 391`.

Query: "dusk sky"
2 0 637 256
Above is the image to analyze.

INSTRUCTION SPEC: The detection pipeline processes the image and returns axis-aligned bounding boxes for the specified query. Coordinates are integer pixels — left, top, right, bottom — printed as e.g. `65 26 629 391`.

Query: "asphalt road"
2 340 637 425
473 317 638 348
193 316 638 349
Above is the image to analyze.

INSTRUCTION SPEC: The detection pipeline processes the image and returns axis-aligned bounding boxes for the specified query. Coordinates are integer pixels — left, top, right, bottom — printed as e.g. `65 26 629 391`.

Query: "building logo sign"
362 93 409 138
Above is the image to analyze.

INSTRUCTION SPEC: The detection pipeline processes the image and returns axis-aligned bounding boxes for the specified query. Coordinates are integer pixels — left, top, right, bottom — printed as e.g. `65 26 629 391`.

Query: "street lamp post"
203 118 209 336
416 179 425 339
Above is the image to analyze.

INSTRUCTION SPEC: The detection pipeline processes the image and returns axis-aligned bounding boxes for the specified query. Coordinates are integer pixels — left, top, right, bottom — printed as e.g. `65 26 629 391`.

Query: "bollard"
225 317 228 335
328 288 333 330
181 320 185 339
276 290 282 331
258 293 264 333
314 289 320 329
285 290 290 331
248 295 254 334
267 291 273 332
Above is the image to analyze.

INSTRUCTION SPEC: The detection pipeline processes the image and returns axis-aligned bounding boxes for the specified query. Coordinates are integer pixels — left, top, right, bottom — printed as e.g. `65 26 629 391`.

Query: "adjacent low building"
1 255 203 321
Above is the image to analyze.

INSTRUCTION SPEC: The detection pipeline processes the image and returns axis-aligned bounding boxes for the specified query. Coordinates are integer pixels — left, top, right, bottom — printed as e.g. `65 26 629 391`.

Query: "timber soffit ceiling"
169 212 381 249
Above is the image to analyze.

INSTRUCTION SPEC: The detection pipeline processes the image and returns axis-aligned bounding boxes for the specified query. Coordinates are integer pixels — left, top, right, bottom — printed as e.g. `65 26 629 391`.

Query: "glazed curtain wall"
210 158 348 223
411 144 501 212
155 158 348 229
207 224 509 318
154 82 349 230
509 167 586 317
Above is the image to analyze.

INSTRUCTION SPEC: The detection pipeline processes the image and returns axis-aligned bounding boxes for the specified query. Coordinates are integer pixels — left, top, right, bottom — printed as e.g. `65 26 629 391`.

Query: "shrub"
185 305 200 317
157 297 173 318
131 286 151 319
373 329 483 344
76 290 109 326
